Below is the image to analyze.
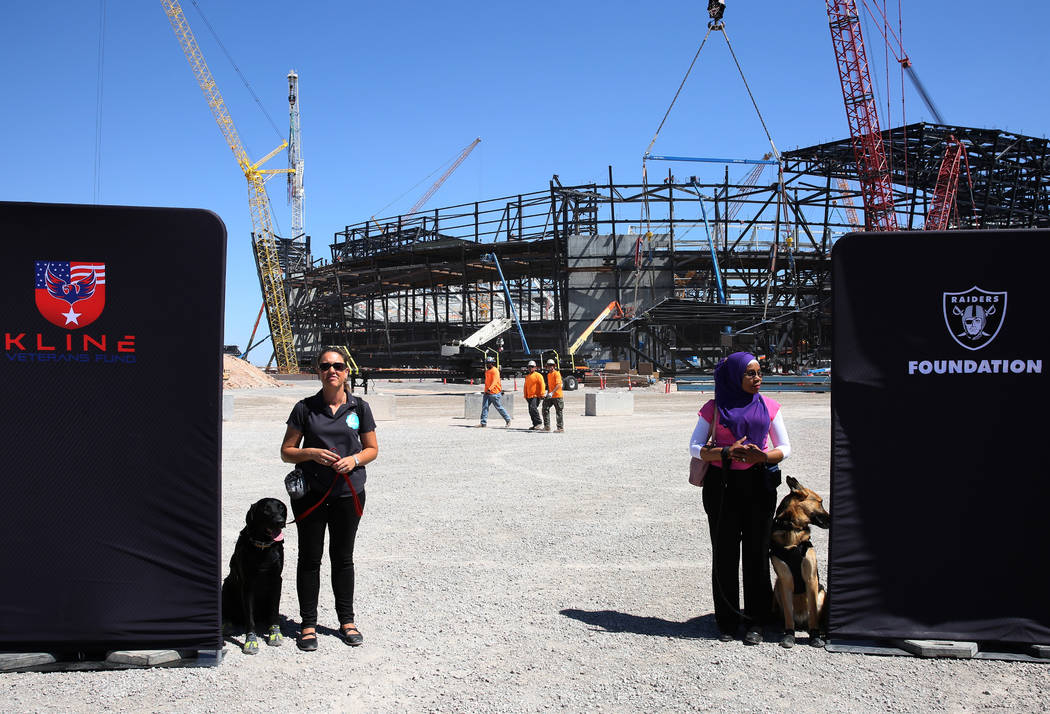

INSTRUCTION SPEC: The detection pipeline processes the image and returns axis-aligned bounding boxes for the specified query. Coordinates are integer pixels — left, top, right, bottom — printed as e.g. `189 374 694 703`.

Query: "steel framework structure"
282 123 1049 373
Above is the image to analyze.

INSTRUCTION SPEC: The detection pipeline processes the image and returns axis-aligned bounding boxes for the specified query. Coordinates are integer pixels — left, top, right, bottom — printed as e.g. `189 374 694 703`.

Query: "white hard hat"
546 359 556 365
527 360 537 367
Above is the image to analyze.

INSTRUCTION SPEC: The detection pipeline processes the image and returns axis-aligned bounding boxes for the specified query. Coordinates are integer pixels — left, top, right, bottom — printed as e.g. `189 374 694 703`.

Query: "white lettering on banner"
907 359 1042 375
948 294 1001 304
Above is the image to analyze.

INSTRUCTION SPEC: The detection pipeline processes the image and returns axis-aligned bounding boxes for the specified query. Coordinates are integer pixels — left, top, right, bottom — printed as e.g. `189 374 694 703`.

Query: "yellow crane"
160 0 298 373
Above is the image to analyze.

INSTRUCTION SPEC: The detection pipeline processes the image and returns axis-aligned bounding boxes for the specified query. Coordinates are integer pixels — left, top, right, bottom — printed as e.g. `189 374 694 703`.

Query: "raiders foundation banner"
830 229 1050 645
0 202 225 654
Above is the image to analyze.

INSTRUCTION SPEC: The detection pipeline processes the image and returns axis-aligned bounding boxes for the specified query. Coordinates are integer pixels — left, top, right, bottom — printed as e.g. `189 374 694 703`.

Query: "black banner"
0 202 225 653
830 229 1050 644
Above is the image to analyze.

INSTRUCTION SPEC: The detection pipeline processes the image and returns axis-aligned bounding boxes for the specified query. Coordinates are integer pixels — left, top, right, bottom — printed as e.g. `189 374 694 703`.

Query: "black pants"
292 490 365 628
701 464 778 633
527 396 542 426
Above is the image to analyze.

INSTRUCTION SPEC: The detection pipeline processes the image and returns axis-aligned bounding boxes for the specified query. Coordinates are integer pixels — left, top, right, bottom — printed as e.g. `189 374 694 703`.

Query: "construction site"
163 1 1050 383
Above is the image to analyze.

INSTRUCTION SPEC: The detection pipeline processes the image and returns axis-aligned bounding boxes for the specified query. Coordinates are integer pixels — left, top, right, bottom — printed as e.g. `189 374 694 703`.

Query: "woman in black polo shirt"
280 346 378 651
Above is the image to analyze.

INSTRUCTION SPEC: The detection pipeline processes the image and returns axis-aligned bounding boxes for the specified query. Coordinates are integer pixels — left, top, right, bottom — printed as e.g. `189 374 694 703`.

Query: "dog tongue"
274 531 284 542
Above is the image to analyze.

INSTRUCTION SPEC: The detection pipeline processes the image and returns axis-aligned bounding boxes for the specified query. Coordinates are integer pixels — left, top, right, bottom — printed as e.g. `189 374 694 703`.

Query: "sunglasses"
318 361 348 372
744 369 761 378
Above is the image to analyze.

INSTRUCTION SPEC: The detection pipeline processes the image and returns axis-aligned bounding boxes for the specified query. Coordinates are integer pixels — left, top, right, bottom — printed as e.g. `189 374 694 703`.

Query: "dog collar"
248 531 284 549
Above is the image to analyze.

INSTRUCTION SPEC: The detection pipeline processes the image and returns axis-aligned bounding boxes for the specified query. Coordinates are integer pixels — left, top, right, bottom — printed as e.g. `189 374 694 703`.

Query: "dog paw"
266 625 283 647
780 632 795 649
243 633 260 655
808 631 826 648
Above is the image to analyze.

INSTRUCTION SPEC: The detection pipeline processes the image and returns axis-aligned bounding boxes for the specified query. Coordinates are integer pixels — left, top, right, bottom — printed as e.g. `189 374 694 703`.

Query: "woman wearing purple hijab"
689 351 792 644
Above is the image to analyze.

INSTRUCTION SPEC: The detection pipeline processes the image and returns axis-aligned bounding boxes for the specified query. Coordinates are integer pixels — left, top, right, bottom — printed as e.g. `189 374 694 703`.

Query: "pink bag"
688 408 719 487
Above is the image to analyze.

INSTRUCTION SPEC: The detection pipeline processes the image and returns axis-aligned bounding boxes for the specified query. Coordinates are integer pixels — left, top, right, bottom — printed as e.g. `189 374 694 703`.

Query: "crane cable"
187 0 286 238
188 0 284 144
637 23 717 310
93 0 107 204
718 25 780 163
639 20 788 314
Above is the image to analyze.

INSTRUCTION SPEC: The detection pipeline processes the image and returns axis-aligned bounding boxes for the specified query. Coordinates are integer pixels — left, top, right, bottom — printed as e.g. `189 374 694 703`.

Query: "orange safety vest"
524 371 545 398
484 366 502 394
546 369 563 398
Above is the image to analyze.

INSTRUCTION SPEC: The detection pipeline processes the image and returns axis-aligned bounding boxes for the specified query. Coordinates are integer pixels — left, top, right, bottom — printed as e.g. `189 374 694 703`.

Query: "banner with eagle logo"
34 261 106 329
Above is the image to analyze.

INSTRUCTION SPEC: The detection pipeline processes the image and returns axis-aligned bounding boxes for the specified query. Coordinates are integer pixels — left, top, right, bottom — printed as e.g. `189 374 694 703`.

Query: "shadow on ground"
560 609 720 640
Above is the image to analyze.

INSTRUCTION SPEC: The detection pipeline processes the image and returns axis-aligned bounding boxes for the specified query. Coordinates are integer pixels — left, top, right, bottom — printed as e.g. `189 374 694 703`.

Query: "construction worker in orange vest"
480 355 511 427
542 358 564 432
523 360 545 430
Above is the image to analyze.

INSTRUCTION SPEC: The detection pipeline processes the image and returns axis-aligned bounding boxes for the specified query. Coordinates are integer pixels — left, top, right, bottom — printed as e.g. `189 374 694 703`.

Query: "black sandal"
297 628 318 652
340 624 364 646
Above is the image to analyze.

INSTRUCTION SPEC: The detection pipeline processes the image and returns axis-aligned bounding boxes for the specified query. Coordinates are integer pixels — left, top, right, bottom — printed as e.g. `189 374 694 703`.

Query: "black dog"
221 497 287 654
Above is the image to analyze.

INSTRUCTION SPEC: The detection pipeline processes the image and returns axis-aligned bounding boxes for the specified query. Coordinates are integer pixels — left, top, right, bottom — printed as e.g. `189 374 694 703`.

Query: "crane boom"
569 301 625 357
405 138 481 217
160 0 298 373
925 136 972 231
826 0 898 231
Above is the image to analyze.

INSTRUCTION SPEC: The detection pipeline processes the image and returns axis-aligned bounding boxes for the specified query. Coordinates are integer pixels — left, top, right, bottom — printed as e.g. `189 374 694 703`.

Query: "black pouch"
284 468 306 500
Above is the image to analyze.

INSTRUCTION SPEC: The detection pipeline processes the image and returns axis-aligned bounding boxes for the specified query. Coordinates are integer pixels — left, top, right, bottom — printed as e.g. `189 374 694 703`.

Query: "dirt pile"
222 354 286 389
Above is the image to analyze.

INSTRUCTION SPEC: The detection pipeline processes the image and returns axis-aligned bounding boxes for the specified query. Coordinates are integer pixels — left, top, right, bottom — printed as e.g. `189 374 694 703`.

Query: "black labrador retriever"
221 497 287 654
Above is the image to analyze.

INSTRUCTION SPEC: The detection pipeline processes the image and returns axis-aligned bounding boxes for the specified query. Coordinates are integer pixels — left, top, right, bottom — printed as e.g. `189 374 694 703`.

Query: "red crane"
826 0 898 231
925 135 974 231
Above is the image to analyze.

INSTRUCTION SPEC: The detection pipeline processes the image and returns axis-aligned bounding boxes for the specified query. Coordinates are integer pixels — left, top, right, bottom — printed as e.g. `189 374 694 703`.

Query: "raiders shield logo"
942 286 1006 351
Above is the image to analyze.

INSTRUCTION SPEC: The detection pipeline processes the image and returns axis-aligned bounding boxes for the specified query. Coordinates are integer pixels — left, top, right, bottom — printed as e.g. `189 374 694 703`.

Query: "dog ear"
786 475 801 491
245 502 257 526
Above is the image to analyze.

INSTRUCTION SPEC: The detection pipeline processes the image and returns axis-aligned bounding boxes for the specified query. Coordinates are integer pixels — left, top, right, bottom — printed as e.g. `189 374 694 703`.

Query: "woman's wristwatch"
352 454 360 468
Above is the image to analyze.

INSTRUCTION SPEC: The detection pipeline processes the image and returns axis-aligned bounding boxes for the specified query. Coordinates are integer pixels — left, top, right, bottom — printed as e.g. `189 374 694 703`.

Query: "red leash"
288 460 364 525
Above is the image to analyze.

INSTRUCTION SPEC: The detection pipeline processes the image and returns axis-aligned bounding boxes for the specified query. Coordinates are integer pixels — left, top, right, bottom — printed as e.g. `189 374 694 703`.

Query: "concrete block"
1029 644 1050 659
897 639 978 659
0 652 56 671
222 393 234 421
585 392 634 416
106 649 182 666
464 392 516 421
362 394 397 421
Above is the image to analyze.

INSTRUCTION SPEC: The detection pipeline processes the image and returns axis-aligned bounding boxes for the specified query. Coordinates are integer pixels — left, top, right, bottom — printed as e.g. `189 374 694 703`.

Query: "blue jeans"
481 392 510 425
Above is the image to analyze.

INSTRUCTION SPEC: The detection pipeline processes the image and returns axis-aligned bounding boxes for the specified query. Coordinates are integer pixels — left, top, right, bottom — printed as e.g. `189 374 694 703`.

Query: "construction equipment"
287 70 305 242
440 317 514 356
568 301 626 360
480 252 531 354
160 0 298 373
405 138 480 218
825 0 898 232
925 135 974 231
836 177 862 228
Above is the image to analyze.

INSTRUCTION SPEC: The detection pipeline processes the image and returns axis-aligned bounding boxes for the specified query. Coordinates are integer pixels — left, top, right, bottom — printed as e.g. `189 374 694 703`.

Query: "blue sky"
3 1 1047 364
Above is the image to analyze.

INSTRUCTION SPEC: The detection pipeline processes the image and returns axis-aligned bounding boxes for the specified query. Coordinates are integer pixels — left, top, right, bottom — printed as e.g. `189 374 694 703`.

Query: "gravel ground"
3 381 1047 712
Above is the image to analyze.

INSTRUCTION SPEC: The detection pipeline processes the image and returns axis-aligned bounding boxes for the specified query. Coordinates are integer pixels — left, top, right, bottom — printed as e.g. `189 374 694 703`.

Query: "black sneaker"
743 627 763 645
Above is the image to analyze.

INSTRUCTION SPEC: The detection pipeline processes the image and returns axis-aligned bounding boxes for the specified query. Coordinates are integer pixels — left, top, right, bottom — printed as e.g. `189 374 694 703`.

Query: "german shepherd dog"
770 476 830 649
221 498 287 654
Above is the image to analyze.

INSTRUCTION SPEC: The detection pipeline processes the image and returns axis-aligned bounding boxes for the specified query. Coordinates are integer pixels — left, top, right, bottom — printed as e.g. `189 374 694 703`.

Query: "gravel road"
2 381 1046 712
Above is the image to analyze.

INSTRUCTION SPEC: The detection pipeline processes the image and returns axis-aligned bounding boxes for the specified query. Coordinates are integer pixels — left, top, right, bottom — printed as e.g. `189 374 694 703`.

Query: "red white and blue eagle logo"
34 261 107 329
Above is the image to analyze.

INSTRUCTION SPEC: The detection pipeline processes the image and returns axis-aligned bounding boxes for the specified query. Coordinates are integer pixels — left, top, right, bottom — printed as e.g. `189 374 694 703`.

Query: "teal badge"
347 412 360 430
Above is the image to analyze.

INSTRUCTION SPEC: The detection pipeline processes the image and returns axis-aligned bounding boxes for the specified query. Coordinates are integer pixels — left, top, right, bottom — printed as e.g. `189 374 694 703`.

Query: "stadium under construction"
275 122 1050 377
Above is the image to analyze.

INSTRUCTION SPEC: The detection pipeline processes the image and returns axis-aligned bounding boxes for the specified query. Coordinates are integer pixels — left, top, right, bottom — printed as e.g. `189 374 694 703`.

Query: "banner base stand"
0 648 224 673
827 639 1050 664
